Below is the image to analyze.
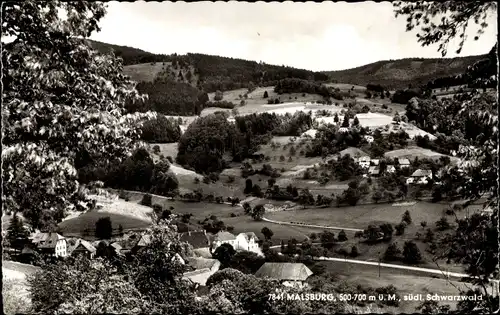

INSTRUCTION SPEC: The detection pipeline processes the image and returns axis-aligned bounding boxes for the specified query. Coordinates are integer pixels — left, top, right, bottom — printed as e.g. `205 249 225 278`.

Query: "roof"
187 257 220 270
411 169 432 177
399 158 410 165
358 156 371 162
255 263 313 281
32 232 65 249
72 239 97 253
371 159 380 165
237 232 259 242
180 231 210 249
135 234 152 247
213 231 236 242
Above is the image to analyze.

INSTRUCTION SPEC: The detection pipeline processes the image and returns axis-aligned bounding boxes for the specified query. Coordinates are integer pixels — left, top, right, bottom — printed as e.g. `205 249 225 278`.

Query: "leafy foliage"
393 1 497 56
140 115 181 143
2 1 155 230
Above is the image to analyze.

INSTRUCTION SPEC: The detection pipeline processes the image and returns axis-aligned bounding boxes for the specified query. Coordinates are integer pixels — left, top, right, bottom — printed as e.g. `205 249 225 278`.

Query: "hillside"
87 40 329 93
323 54 487 89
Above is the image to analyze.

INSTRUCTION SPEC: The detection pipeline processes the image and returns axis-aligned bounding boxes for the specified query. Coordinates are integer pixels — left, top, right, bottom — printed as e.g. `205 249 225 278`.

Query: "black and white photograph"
1 1 498 314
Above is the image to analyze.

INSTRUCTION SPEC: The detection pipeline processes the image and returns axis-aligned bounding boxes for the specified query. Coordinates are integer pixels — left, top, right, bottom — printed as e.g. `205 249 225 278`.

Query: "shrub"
395 222 407 235
152 145 161 154
350 245 359 257
140 194 153 207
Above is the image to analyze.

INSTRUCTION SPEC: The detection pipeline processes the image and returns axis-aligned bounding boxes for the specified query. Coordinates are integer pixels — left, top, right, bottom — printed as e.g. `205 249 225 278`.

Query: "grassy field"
224 215 327 243
123 62 172 83
319 261 476 313
384 146 459 163
267 202 457 229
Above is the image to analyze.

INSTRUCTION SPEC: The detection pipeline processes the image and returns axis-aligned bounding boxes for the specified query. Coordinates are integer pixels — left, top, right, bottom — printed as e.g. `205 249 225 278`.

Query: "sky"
90 1 498 71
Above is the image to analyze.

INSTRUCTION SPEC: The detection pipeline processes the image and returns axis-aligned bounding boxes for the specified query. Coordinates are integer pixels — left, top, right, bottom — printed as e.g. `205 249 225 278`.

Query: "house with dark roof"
407 169 433 184
180 230 210 249
70 239 97 259
30 232 68 257
255 262 313 287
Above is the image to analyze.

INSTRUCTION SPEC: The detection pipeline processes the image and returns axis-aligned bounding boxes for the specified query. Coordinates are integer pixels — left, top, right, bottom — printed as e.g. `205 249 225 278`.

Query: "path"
262 217 363 232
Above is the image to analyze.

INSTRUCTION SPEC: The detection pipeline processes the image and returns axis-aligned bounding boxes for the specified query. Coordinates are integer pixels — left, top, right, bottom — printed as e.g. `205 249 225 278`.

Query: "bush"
140 194 153 207
350 245 359 257
395 222 407 235
152 145 161 154
403 241 422 264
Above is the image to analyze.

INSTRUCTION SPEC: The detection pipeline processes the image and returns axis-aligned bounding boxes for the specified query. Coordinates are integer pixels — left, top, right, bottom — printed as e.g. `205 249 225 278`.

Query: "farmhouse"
368 166 380 176
180 230 211 249
255 262 313 288
69 239 97 259
211 231 262 256
364 135 374 143
371 159 380 166
386 165 396 173
398 158 410 168
357 156 371 169
407 169 433 184
30 232 68 257
182 257 221 286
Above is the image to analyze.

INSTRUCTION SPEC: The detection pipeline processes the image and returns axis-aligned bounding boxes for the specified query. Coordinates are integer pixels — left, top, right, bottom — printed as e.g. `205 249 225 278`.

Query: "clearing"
384 146 459 163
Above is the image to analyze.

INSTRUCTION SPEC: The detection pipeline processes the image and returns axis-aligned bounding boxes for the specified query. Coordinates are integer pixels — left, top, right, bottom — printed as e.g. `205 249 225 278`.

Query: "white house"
368 166 380 176
398 158 410 168
408 169 433 184
357 156 371 169
364 135 374 143
31 232 68 257
371 159 380 166
211 231 262 256
339 127 349 133
386 165 396 173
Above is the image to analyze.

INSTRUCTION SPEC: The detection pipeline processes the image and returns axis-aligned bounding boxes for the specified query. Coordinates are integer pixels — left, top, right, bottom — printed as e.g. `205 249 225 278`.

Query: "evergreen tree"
6 213 29 251
353 116 360 126
341 115 350 127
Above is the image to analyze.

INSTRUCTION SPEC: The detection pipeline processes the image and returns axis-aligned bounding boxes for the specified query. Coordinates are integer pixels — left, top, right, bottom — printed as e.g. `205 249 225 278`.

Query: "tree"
395 222 407 236
261 227 274 241
403 241 422 264
6 213 29 251
350 246 359 257
251 205 265 221
379 223 394 240
337 230 348 242
244 179 253 194
243 202 252 215
420 221 427 229
341 115 350 128
141 194 153 207
319 231 336 250
213 243 236 268
402 210 412 225
353 116 360 126
2 1 154 230
214 90 224 101
298 188 314 208
384 243 402 261
372 190 383 204
393 2 497 56
95 217 113 240
363 225 383 242
334 113 339 123
424 228 435 243
436 217 451 231
263 91 269 98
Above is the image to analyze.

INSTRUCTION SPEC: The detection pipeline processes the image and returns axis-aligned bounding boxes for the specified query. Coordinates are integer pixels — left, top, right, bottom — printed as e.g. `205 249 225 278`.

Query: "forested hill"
323 54 487 90
86 39 328 92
